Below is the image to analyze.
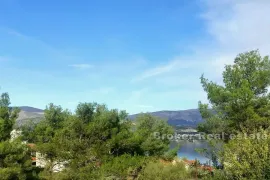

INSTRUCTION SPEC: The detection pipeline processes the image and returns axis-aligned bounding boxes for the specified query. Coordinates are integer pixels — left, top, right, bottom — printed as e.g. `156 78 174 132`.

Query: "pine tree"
0 92 33 180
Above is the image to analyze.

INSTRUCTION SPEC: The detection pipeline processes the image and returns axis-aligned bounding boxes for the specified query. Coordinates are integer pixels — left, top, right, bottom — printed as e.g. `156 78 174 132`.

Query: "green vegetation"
1 95 180 179
223 128 270 180
1 50 270 179
198 50 270 179
138 160 191 180
199 50 270 135
0 93 36 179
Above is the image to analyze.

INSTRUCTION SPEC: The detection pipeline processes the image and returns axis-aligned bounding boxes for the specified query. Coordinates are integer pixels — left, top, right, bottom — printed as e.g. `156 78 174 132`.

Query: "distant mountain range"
129 109 203 127
18 106 44 113
15 106 203 127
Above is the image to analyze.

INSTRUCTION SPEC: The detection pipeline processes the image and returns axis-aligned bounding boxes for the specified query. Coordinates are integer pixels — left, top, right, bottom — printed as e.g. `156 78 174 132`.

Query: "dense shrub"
138 161 191 180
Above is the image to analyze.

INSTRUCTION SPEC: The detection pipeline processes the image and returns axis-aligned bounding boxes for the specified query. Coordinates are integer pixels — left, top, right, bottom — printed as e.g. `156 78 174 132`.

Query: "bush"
201 170 228 180
99 154 147 179
138 160 191 180
222 129 270 180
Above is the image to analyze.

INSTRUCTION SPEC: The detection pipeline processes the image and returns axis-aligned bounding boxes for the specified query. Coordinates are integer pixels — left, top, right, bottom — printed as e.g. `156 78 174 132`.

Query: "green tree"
198 50 270 179
199 50 270 137
44 103 68 129
41 103 138 179
21 100 184 179
0 92 33 180
0 93 20 141
135 114 174 156
26 104 71 179
0 140 33 180
75 102 97 124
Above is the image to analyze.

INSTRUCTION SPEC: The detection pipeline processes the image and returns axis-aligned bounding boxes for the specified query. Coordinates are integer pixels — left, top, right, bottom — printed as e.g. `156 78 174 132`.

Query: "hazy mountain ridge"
15 107 203 127
18 106 44 113
14 106 45 127
129 109 203 127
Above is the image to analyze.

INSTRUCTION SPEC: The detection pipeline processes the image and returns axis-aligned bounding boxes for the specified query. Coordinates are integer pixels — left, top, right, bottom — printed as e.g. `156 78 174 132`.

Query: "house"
11 129 67 172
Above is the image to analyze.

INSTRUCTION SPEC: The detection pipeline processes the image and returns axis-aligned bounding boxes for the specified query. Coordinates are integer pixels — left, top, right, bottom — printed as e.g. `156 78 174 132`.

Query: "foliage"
198 50 270 179
98 154 147 179
201 170 228 180
0 140 34 180
19 101 174 179
138 160 191 180
135 114 174 156
222 128 270 180
0 92 34 180
20 120 39 143
198 50 270 136
0 93 20 141
161 145 179 161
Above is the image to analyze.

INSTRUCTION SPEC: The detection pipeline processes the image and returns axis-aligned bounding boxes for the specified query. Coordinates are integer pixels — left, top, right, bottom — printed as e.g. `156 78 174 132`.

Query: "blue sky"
1 0 270 114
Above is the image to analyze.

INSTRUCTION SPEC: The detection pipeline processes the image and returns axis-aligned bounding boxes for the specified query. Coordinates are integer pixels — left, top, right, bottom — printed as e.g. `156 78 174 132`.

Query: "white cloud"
136 0 270 82
202 0 270 52
200 0 270 78
69 64 93 69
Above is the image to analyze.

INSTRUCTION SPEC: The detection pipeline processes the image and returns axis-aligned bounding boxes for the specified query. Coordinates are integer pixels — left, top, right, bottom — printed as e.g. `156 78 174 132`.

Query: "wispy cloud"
7 29 27 39
134 0 270 83
69 64 93 70
131 59 199 82
132 61 177 82
128 0 270 112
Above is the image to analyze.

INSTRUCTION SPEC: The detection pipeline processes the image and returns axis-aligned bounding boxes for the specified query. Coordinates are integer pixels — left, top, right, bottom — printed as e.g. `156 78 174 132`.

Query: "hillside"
15 106 44 127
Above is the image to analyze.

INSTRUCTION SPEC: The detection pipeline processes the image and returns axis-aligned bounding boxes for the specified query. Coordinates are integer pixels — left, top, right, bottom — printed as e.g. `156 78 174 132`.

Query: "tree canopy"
20 101 175 179
0 93 35 180
199 50 270 136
